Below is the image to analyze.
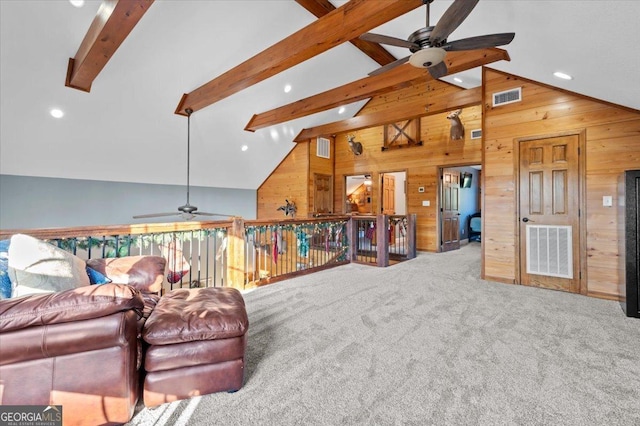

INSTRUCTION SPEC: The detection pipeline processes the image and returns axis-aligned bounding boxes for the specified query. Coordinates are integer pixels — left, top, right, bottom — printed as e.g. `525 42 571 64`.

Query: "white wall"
0 175 256 229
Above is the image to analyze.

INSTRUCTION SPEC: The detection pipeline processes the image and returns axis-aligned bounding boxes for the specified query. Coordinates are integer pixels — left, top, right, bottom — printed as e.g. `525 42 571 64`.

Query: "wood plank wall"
483 68 640 298
257 143 309 219
334 105 482 251
257 67 640 299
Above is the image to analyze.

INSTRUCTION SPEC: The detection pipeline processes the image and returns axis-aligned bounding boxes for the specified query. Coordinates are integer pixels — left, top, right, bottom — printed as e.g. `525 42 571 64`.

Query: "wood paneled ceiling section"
66 0 154 92
174 0 424 116
286 48 509 141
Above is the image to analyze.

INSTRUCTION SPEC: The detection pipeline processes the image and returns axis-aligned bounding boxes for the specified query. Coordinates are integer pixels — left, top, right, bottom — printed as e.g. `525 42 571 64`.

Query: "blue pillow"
86 265 112 285
0 239 12 299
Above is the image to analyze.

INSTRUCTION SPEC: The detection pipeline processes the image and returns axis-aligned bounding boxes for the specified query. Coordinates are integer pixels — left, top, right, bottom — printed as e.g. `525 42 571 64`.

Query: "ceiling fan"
133 108 233 221
360 0 515 79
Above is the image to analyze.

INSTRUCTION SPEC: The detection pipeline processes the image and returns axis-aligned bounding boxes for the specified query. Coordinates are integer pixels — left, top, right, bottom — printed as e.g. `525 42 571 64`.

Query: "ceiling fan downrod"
424 0 434 28
184 107 193 208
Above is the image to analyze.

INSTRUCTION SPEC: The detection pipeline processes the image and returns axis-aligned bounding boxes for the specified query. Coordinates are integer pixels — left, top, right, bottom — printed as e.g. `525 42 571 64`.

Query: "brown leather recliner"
0 255 166 426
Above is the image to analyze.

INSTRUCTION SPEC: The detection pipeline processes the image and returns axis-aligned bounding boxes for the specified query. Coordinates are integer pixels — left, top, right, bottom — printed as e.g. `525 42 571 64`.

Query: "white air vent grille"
317 137 330 159
470 129 482 139
526 225 573 279
493 87 522 106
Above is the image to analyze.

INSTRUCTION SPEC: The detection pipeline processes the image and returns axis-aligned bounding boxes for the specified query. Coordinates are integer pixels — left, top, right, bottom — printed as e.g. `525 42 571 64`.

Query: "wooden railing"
0 221 232 291
349 214 417 266
0 214 416 292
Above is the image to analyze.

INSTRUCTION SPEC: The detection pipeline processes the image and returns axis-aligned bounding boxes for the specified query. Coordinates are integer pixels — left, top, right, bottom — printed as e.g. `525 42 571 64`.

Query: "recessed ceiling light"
50 108 64 118
69 0 84 7
553 71 573 80
284 84 292 93
453 77 463 83
338 107 346 114
241 145 248 151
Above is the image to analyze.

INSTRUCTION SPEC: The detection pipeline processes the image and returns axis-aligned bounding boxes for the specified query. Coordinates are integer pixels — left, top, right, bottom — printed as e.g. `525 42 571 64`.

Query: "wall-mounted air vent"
493 87 522 106
470 129 482 139
526 225 573 279
317 137 330 159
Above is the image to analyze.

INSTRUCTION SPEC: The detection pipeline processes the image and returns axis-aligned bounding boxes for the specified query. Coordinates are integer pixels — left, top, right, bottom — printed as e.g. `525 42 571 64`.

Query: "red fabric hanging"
160 240 190 284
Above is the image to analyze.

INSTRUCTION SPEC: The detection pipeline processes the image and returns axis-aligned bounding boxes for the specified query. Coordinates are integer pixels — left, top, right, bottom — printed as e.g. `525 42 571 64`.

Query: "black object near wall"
620 170 640 318
461 172 472 188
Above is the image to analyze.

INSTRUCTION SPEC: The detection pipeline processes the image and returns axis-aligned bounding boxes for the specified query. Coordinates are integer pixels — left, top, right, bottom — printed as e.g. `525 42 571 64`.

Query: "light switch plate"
422 200 430 207
603 195 613 207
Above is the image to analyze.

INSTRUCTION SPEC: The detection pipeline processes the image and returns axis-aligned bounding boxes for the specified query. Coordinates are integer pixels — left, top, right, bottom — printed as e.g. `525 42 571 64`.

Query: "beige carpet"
128 243 640 425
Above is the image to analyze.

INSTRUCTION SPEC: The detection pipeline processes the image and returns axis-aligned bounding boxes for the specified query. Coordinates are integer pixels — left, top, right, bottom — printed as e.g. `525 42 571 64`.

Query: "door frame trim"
514 129 587 294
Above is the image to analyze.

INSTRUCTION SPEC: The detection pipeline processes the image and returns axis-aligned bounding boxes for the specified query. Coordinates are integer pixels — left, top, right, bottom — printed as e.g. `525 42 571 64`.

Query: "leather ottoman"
142 287 249 407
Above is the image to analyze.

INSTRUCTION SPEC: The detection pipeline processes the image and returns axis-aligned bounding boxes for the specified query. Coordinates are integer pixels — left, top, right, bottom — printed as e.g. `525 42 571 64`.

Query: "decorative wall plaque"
382 118 422 151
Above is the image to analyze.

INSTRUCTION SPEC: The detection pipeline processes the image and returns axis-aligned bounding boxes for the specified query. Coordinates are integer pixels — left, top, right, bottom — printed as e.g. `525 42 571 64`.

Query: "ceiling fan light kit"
409 47 446 69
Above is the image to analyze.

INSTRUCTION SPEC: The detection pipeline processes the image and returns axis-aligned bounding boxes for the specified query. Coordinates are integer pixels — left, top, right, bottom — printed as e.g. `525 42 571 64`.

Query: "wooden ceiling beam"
295 0 397 67
65 0 154 92
175 0 424 116
247 48 509 132
293 86 482 142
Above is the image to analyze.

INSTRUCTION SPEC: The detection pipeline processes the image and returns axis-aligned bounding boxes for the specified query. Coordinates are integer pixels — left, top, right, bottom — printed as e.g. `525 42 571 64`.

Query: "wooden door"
382 174 396 214
441 169 461 252
519 135 580 292
313 174 332 214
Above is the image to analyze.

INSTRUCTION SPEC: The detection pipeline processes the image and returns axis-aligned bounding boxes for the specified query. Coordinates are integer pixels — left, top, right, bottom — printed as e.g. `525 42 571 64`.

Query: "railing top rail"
244 216 351 228
0 220 234 240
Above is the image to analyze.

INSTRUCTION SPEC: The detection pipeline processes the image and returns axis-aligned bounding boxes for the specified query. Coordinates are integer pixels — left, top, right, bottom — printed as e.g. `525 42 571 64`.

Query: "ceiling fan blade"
132 212 179 219
193 212 234 217
429 0 480 46
427 61 448 79
442 33 515 51
368 55 410 76
359 32 419 50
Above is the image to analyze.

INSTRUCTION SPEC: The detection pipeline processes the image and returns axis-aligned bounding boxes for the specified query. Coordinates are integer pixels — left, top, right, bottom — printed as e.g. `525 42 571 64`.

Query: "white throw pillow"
8 234 90 297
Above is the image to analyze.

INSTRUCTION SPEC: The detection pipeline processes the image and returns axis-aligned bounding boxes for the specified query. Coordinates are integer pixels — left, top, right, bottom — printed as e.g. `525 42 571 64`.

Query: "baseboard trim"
587 290 622 302
483 275 516 285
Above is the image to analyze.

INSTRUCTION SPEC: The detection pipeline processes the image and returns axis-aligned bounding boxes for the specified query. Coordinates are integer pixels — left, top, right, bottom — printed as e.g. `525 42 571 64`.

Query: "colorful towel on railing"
364 223 394 243
273 233 278 263
365 224 375 240
160 240 190 284
325 231 330 253
296 230 309 258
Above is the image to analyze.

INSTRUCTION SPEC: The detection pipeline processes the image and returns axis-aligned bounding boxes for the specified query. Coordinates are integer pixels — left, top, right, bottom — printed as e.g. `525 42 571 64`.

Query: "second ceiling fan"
133 109 232 221
360 0 515 79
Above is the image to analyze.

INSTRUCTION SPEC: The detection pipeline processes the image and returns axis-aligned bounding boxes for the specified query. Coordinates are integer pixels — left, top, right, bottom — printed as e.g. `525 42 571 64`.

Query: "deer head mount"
446 109 465 141
347 134 363 155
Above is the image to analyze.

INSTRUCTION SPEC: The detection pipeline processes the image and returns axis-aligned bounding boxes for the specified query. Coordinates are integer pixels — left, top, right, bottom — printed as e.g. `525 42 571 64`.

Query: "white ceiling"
1 1 639 190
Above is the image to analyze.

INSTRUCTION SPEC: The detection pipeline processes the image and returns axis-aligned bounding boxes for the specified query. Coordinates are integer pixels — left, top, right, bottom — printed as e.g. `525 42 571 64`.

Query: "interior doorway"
438 165 481 252
345 174 373 214
517 134 582 293
313 173 333 214
380 171 407 215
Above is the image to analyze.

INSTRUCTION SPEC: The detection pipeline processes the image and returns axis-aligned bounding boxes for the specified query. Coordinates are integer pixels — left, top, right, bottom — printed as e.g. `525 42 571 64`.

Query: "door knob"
522 217 531 222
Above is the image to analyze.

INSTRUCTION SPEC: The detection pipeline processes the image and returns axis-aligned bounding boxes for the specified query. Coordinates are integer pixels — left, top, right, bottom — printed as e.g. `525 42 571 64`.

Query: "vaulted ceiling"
1 0 638 190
